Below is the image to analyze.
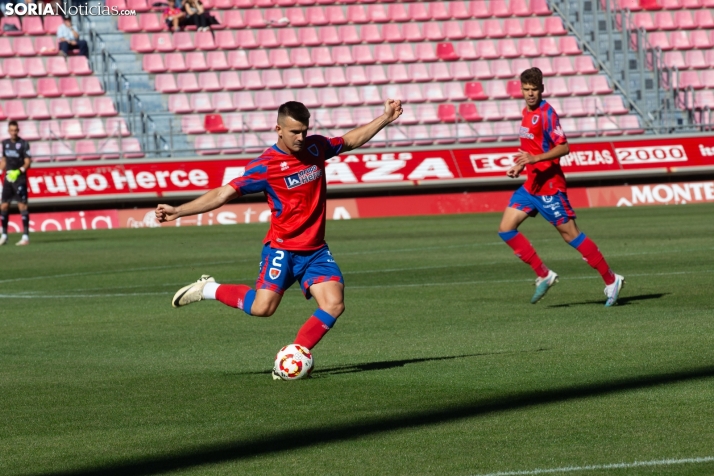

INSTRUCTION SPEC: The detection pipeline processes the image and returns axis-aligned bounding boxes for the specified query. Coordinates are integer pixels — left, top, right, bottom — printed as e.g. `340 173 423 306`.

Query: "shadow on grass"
226 348 548 377
548 293 669 308
35 364 714 476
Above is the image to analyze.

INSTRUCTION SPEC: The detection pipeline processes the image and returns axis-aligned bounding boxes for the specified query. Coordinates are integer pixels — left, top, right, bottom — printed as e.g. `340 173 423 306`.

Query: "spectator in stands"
182 0 216 31
57 16 88 58
163 4 186 31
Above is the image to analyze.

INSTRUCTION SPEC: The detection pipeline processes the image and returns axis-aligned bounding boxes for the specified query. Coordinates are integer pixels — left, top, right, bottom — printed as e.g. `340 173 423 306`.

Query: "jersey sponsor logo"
15 143 20 149
519 126 534 140
269 268 281 280
280 161 289 171
532 115 539 125
541 195 553 203
553 125 565 137
308 144 319 157
284 165 322 189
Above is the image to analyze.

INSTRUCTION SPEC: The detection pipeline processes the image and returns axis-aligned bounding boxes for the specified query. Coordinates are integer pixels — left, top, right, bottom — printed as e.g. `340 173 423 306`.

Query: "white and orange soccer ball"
273 344 313 380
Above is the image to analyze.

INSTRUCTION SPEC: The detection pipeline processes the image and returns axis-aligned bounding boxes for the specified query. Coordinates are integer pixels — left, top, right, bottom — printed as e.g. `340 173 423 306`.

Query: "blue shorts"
508 186 577 226
256 243 344 299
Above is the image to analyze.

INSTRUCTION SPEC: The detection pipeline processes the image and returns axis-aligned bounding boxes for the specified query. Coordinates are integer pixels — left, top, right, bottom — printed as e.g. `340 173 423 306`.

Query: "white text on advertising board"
469 154 516 172
615 145 687 164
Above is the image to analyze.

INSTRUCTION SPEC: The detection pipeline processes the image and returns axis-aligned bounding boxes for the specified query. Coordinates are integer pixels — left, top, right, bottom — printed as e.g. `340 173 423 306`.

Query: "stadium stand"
0 15 143 160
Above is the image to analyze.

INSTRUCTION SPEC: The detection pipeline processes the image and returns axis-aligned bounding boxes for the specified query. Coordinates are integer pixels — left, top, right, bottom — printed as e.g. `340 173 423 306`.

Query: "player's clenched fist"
383 99 403 123
155 204 179 223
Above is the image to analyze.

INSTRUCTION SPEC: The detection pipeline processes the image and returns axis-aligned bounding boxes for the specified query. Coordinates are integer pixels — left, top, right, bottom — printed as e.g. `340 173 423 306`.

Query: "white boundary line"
472 456 714 476
1 269 712 298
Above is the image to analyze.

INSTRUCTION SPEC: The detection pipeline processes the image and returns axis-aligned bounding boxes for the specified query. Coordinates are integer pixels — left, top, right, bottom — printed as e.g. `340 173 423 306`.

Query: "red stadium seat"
618 115 644 134
50 98 73 118
131 33 153 53
248 50 270 69
437 42 459 61
360 24 383 43
695 10 714 28
5 58 27 78
304 68 327 87
443 82 466 102
51 141 76 162
175 73 199 92
74 140 100 160
685 50 707 69
365 65 388 84
525 18 546 36
545 17 567 35
603 95 629 114
575 56 598 74
67 56 91 75
227 50 250 69
459 103 482 121
244 10 267 29
27 99 49 119
309 46 332 66
430 2 451 21
425 23 445 41
680 70 704 89
431 62 453 82
387 4 409 22
518 38 541 57
30 57 54 76
282 69 305 88
212 92 235 111
532 0 552 15
61 119 85 139
58 77 82 97
38 78 61 98
670 31 693 49
219 71 242 91
567 76 591 95
325 67 348 86
648 32 673 50
674 11 696 29
43 15 63 35
215 134 242 154
437 104 456 122
540 37 561 56
241 70 264 89
297 89 320 108
319 88 341 107
491 0 512 17
505 18 526 37
14 78 35 99
297 28 320 46
464 20 485 39
14 37 36 56
506 80 523 98
95 97 117 117
465 81 489 100
72 97 97 117
174 32 195 51
511 0 533 16
591 75 613 94
468 60 492 80
477 40 499 59
498 39 519 58
479 101 503 120
0 17 22 36
223 10 245 29
387 64 410 83
416 43 438 62
484 19 506 38
360 85 383 104
186 52 209 72
320 26 341 45
39 120 61 139
144 54 166 74
501 100 522 119
355 45 377 64
333 46 355 65
0 80 16 99
560 36 582 55
492 59 514 78
232 91 256 110
469 1 491 18
554 57 576 75
139 13 164 33
118 14 141 32
383 24 404 43
306 6 328 25
444 21 466 41
189 93 213 113
561 97 585 116
35 37 58 56
690 30 712 49
215 31 237 50
326 6 347 24
83 117 108 139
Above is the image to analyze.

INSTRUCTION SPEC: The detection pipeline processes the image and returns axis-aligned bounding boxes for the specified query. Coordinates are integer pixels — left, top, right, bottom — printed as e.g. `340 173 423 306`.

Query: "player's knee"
250 300 278 317
322 301 344 319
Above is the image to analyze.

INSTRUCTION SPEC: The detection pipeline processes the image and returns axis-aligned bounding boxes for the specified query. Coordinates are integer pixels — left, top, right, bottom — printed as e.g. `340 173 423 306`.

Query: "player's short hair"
278 101 310 126
8 120 18 129
520 67 544 88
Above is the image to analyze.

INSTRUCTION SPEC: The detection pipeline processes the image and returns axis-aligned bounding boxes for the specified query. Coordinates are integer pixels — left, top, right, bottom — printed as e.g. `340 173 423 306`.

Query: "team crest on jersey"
269 268 281 280
307 144 319 157
542 195 553 203
284 165 322 189
531 115 539 125
280 161 289 171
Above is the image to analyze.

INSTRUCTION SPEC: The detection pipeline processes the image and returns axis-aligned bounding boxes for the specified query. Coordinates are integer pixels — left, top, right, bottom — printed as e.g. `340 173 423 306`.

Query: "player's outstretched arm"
155 184 238 223
341 99 403 152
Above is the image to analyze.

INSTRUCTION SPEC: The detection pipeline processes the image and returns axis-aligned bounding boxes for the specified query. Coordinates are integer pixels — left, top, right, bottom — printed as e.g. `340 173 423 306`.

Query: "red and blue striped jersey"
229 135 345 251
519 100 568 195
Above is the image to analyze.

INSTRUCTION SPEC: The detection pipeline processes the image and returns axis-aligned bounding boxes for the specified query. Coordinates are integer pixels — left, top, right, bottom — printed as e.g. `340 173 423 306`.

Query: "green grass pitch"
1 204 713 476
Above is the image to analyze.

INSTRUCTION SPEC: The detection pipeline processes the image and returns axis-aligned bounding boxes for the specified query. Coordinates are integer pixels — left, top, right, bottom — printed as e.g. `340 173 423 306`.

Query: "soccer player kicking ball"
498 68 624 306
156 100 403 366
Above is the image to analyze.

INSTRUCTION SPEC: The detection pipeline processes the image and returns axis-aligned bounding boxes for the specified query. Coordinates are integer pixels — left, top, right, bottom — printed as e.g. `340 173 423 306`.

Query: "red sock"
294 309 336 350
576 237 616 285
503 232 549 278
215 284 254 311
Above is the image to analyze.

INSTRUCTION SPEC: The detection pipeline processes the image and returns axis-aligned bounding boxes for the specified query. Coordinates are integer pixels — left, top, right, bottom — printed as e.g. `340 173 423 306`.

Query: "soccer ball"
273 344 313 380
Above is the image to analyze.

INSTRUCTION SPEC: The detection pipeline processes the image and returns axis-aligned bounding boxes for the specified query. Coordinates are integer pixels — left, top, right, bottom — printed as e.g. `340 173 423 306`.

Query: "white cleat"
0 235 7 246
172 274 214 308
15 237 29 246
531 270 559 304
604 274 625 307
